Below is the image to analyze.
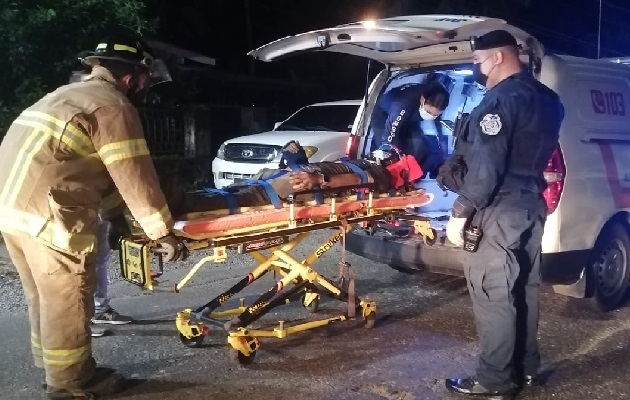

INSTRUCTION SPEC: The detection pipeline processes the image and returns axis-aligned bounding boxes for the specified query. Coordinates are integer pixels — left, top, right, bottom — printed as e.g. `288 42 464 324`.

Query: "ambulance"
249 15 630 312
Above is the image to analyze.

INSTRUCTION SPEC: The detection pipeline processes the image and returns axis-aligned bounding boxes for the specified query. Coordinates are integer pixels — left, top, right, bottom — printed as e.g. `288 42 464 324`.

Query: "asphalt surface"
1 230 630 400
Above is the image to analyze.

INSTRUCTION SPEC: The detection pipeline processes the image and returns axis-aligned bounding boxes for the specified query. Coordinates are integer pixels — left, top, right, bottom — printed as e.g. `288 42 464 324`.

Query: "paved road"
1 230 630 400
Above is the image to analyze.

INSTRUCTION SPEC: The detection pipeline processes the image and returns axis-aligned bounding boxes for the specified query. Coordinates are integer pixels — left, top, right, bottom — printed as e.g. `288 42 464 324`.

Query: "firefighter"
0 34 186 399
444 30 565 399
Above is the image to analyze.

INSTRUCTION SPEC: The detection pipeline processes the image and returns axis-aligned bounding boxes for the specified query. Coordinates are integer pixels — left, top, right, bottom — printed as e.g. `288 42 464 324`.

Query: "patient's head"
279 140 309 170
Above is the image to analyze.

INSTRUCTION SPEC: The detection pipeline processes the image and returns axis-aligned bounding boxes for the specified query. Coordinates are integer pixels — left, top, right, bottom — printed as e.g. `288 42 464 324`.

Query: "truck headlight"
217 143 226 160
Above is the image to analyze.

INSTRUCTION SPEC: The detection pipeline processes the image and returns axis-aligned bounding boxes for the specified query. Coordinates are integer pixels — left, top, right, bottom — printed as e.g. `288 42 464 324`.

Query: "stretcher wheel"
422 229 438 246
363 312 376 329
229 348 256 365
179 333 205 348
301 293 320 313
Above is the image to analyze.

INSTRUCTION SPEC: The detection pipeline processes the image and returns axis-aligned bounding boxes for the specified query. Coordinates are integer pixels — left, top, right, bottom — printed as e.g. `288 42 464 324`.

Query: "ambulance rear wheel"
588 223 630 312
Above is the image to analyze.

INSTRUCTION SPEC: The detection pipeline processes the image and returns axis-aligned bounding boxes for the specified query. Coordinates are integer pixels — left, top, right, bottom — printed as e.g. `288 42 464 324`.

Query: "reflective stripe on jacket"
0 66 173 254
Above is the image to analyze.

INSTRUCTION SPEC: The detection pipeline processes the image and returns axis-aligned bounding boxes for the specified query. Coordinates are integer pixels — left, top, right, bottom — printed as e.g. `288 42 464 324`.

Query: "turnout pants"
2 232 97 390
462 192 547 390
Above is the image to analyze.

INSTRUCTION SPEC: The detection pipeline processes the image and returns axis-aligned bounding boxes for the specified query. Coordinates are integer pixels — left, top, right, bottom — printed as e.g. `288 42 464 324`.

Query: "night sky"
146 0 630 101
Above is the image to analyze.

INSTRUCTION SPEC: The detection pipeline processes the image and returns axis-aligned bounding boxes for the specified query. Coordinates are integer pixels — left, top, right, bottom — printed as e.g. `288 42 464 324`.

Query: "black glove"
106 214 131 250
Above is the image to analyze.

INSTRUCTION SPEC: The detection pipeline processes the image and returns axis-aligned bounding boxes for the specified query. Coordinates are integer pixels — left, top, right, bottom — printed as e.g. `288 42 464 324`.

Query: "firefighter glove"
154 232 188 262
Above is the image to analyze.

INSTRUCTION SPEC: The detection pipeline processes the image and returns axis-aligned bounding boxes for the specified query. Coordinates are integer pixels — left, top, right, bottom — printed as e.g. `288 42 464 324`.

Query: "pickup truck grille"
224 143 282 163
222 172 256 180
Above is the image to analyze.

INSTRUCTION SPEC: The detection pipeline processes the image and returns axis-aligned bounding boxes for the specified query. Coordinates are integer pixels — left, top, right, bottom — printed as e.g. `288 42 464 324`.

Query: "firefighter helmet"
83 34 155 70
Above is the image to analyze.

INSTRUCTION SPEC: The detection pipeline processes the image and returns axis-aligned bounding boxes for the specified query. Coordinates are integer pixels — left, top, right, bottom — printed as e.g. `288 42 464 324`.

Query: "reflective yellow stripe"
0 207 95 254
137 205 172 235
13 119 90 157
96 43 107 50
0 129 47 207
43 345 90 367
21 110 94 152
1 112 94 207
0 207 47 237
31 332 42 350
113 44 138 53
98 139 150 166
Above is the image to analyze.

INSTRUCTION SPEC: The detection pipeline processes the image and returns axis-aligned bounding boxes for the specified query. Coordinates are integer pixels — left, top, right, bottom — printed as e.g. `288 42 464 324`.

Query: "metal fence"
137 104 297 187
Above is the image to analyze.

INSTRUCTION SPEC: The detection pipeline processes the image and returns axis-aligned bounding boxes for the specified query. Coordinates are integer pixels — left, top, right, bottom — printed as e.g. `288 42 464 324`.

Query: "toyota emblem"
242 149 254 158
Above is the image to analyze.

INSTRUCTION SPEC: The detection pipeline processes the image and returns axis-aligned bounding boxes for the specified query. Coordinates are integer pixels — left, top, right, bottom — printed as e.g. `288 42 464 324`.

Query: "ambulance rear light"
345 134 359 158
542 146 565 214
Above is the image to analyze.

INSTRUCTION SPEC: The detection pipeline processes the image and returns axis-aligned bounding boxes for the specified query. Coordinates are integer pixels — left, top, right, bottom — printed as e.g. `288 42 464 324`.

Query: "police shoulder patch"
480 114 502 135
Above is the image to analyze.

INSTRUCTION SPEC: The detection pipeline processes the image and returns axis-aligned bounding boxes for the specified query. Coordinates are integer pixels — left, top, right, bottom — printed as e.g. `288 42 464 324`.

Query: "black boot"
445 377 518 399
46 368 128 399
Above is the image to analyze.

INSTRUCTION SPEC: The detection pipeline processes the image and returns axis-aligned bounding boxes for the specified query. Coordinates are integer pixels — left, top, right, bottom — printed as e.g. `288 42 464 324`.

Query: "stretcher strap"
339 158 367 200
201 188 238 214
245 179 283 209
339 220 356 319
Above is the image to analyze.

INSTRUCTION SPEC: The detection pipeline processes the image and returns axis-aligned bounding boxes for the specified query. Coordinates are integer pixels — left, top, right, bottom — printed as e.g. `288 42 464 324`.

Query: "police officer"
369 79 450 176
444 30 565 399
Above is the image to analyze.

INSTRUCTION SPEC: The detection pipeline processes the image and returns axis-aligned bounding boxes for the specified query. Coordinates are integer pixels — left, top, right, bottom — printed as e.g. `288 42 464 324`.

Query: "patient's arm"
288 171 374 191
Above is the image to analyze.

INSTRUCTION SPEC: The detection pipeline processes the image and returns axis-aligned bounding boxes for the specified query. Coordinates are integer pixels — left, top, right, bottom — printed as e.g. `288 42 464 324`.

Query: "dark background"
148 0 630 102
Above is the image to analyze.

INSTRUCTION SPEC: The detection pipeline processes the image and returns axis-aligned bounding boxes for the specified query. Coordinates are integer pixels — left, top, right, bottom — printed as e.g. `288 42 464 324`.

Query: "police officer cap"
470 30 518 51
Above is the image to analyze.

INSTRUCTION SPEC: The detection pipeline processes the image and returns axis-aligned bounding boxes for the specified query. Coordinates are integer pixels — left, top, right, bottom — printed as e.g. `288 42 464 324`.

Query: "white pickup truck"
211 100 361 189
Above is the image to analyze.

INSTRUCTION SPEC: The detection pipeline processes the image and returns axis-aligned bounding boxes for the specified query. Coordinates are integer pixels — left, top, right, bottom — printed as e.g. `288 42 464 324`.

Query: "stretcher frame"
118 184 434 364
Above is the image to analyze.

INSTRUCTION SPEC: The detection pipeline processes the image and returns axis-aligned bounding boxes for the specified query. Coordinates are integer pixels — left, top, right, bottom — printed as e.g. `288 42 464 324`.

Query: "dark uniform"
451 67 565 389
369 83 444 176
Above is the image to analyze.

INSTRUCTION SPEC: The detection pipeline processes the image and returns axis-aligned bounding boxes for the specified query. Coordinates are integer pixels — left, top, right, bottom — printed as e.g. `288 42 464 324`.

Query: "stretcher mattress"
173 190 434 236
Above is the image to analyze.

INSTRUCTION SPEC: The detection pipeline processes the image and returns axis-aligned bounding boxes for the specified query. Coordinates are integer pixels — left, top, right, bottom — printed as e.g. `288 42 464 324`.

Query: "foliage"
0 0 155 133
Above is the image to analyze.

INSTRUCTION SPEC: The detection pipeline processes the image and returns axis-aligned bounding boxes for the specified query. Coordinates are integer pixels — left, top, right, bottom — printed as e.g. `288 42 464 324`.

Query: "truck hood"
224 130 348 146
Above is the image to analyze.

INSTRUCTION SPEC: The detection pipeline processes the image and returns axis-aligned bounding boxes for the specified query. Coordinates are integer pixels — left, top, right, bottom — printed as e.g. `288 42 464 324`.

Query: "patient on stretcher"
163 141 424 217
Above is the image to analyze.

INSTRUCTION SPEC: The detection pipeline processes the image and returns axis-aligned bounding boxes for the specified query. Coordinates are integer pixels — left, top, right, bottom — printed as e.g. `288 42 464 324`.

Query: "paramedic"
444 30 565 399
369 79 450 177
0 35 187 399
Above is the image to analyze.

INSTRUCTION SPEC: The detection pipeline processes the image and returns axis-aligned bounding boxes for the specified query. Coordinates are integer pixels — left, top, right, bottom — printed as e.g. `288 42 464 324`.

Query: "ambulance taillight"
543 146 566 214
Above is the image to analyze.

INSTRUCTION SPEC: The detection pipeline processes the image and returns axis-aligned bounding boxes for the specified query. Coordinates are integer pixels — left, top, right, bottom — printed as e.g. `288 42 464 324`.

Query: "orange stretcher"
118 184 434 364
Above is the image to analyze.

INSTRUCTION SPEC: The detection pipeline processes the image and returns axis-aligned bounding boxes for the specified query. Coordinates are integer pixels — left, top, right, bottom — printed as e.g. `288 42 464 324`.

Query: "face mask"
472 55 497 87
472 62 488 87
419 104 438 121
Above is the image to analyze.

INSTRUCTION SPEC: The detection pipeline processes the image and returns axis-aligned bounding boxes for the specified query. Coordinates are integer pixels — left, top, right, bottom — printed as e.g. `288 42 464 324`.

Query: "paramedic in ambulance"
0 34 187 399
369 78 450 177
444 30 565 399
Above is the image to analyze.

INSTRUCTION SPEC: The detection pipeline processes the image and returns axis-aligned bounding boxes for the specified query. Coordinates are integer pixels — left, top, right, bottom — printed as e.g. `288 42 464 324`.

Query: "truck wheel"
589 223 630 312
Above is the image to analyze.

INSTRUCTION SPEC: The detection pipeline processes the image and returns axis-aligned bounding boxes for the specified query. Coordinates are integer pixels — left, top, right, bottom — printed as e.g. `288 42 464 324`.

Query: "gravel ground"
0 235 26 315
3 233 630 399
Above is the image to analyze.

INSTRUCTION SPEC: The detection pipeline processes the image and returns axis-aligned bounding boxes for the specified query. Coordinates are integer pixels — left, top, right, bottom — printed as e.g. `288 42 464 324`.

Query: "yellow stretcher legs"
117 188 444 364
170 226 377 364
